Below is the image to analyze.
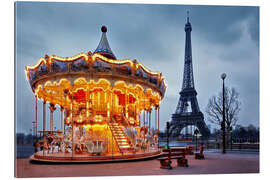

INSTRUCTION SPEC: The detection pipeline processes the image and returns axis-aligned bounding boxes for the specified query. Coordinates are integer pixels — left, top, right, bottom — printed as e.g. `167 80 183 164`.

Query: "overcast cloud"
15 2 259 134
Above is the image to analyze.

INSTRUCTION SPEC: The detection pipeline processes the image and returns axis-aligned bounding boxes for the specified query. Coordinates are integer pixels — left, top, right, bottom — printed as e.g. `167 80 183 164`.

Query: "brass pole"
71 94 74 158
35 96 38 138
158 105 160 149
149 109 151 136
43 100 46 155
155 106 157 137
111 90 114 158
143 109 145 138
64 109 66 135
61 107 63 133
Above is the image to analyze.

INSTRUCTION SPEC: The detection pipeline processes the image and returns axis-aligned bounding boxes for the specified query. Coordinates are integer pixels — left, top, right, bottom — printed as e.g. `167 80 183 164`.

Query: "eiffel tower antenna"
187 10 189 23
171 12 210 138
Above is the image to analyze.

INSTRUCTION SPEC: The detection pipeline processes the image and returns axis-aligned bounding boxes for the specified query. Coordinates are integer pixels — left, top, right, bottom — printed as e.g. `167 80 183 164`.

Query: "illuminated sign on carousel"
25 26 167 162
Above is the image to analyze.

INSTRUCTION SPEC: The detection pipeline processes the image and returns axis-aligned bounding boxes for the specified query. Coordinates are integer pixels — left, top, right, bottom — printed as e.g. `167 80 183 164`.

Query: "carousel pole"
134 98 137 125
125 90 128 119
93 91 95 117
111 90 114 158
158 105 160 150
60 106 64 133
155 106 157 137
63 90 68 136
143 99 146 153
149 108 151 136
147 109 150 150
35 96 38 139
71 94 74 159
86 88 89 123
64 109 66 135
147 110 149 135
49 109 51 131
43 100 46 155
143 109 146 138
49 106 52 131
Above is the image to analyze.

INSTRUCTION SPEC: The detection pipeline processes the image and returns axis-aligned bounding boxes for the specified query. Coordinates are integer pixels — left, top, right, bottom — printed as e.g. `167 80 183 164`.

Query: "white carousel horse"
85 141 94 153
93 141 102 154
51 138 62 153
100 141 107 153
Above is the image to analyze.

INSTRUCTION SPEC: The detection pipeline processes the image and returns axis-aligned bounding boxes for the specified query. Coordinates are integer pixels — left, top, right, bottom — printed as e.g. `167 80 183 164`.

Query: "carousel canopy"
25 26 167 110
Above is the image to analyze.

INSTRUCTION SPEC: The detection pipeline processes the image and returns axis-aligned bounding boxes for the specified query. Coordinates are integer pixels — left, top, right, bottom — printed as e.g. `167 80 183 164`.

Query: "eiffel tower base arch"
171 112 210 139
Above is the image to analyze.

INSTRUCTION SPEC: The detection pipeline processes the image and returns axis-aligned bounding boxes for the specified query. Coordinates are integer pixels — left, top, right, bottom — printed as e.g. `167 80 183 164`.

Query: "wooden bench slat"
157 156 183 160
157 157 168 160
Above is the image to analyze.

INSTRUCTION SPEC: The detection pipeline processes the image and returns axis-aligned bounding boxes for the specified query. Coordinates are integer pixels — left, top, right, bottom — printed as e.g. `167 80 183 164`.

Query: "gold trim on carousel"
26 52 163 78
34 77 161 109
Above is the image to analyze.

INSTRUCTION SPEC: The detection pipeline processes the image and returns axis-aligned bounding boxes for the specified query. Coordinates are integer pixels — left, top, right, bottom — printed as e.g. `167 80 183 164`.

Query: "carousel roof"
25 26 167 104
93 26 117 60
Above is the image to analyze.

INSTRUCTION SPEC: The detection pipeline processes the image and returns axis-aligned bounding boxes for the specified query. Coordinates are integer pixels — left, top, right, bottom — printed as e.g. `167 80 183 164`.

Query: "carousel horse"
63 140 72 153
92 141 102 155
85 141 94 154
75 143 83 154
51 137 62 153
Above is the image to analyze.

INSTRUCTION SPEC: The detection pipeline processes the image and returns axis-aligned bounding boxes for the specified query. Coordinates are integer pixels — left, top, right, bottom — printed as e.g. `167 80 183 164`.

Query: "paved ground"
15 152 259 178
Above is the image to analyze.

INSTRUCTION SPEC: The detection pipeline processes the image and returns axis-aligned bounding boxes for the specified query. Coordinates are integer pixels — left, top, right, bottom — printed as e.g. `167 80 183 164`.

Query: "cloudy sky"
15 2 259 134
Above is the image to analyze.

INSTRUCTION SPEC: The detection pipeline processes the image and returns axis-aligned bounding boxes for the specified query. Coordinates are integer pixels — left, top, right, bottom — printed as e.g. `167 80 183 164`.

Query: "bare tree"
205 87 241 132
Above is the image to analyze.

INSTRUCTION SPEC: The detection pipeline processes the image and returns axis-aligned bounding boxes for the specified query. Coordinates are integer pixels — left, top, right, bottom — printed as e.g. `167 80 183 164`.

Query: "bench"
157 148 189 169
158 155 188 169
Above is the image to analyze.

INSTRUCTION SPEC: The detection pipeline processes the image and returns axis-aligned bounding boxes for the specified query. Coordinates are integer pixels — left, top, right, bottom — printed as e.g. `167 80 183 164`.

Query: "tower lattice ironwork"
171 12 210 138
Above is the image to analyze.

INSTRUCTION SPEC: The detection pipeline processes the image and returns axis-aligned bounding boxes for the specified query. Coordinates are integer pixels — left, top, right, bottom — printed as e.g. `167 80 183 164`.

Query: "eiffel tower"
171 12 210 138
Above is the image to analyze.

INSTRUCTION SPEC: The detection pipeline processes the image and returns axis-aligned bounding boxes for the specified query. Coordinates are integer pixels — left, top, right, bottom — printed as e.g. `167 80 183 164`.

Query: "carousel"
25 26 167 162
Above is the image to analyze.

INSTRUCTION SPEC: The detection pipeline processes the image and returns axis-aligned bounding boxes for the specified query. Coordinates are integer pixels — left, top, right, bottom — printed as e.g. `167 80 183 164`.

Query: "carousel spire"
94 25 117 60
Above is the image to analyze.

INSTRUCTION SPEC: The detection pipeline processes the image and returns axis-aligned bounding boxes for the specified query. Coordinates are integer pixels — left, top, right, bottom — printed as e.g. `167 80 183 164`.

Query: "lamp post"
230 126 233 150
194 128 199 152
221 73 226 154
166 121 170 149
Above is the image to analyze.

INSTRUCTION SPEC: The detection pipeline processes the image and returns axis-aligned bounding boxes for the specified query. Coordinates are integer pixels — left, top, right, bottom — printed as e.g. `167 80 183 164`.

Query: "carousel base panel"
30 150 162 163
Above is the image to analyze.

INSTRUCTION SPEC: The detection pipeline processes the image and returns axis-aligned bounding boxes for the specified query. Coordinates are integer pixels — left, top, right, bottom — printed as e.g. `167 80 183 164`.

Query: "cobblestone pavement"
15 152 259 178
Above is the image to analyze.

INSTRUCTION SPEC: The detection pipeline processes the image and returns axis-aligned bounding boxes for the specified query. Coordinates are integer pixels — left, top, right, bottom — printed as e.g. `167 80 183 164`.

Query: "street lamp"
166 121 170 149
221 73 226 154
194 128 199 152
229 126 233 150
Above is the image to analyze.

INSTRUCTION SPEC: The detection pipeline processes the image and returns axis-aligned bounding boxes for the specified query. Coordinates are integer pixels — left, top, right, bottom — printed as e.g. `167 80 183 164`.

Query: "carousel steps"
108 122 134 153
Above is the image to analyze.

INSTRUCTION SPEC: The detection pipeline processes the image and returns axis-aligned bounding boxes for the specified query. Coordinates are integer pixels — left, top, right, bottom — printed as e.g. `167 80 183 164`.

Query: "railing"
120 117 136 150
107 122 122 154
158 139 260 152
204 142 259 151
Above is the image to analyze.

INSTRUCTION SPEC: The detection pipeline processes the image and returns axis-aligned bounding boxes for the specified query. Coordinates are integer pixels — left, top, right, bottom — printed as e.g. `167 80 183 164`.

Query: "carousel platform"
30 150 162 163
